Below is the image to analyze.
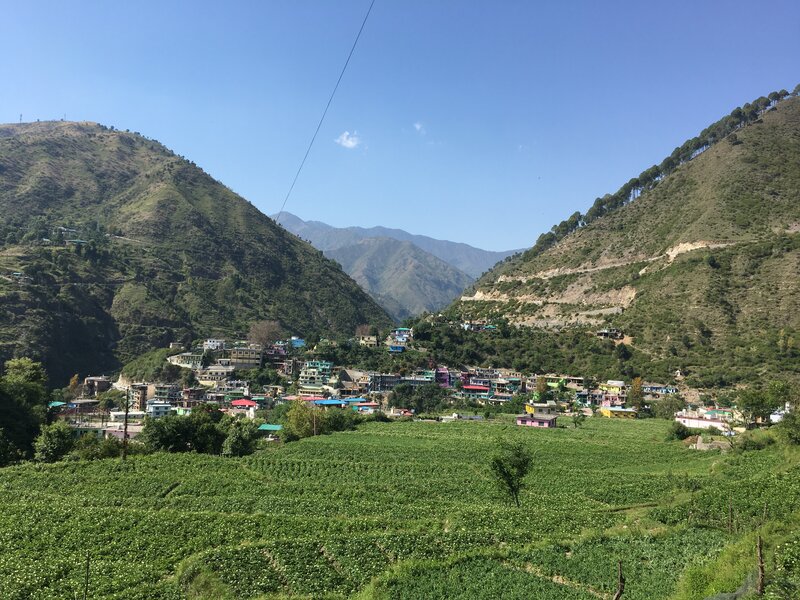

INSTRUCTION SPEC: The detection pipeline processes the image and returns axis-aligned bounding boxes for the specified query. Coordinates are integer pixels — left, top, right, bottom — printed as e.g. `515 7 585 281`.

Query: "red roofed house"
231 399 258 408
229 398 258 419
460 385 490 403
352 401 380 414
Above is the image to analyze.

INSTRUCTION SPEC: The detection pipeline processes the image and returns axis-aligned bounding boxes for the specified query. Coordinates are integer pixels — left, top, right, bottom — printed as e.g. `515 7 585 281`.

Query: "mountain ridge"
274 211 520 279
326 237 474 322
450 93 800 387
0 121 392 383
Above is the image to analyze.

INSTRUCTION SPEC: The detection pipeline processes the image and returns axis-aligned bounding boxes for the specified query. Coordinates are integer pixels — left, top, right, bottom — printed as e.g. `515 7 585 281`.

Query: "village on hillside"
50 324 781 444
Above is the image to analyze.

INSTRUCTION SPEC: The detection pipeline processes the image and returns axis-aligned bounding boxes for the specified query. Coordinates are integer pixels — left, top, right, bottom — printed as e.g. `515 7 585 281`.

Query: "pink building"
516 413 558 428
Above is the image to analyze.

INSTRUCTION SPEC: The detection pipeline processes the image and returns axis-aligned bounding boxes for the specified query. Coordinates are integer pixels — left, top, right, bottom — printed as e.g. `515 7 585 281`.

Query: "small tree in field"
34 421 74 462
490 439 532 508
572 412 587 428
628 377 644 409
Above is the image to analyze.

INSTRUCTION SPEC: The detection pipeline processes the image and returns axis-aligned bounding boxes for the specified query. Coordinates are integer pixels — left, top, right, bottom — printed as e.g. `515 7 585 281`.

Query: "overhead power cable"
274 0 376 225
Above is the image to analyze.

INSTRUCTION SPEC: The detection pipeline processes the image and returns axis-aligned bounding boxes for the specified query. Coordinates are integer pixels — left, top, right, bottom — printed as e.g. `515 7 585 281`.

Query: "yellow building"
599 407 637 419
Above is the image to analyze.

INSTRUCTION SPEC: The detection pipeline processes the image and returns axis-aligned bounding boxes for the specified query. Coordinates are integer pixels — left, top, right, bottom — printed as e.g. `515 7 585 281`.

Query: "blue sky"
2 1 799 251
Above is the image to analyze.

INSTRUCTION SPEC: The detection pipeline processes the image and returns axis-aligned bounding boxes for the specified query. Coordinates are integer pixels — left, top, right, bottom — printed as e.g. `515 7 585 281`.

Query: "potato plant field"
0 418 797 599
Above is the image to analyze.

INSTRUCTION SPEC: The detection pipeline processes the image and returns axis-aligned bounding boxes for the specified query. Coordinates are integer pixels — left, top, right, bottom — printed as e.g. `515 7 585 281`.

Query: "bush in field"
652 396 686 419
322 408 361 433
70 434 124 460
139 404 228 455
0 358 49 460
778 409 800 445
282 400 315 441
0 428 23 466
733 429 775 453
390 383 451 414
281 403 364 442
666 422 692 441
222 418 260 457
34 421 74 462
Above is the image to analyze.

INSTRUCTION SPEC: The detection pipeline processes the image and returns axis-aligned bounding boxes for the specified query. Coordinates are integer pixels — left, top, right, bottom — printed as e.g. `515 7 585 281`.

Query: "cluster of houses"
51 328 697 440
58 325 790 441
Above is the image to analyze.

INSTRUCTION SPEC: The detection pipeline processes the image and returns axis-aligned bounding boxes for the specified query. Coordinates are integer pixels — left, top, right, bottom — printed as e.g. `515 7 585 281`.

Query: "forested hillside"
453 90 800 388
0 122 391 384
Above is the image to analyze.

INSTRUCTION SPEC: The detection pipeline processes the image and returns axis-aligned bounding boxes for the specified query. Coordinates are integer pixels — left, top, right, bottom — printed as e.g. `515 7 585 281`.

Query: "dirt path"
496 240 734 283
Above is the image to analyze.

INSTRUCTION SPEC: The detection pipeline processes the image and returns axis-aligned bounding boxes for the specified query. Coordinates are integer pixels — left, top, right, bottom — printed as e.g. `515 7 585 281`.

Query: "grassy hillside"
0 122 392 384
327 237 474 321
0 419 797 598
453 95 800 388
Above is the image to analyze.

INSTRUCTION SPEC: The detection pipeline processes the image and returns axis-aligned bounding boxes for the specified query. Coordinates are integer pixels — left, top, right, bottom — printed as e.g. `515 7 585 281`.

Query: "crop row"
0 419 733 598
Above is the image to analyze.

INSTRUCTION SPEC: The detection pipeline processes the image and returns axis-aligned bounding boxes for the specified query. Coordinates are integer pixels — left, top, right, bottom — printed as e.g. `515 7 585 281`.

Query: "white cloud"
413 121 426 135
335 130 361 149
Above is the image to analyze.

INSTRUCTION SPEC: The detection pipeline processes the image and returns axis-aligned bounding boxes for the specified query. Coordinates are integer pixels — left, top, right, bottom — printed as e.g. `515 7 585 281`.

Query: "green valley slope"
0 121 392 383
327 237 474 321
455 95 800 387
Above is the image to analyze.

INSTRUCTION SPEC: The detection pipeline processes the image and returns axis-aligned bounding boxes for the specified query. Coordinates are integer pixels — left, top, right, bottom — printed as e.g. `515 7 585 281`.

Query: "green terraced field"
0 418 796 599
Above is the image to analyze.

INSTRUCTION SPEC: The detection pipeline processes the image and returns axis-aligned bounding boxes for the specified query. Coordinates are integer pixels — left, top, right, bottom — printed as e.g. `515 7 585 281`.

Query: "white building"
196 365 236 385
167 352 204 369
675 409 731 432
203 338 226 351
214 379 250 396
146 400 175 419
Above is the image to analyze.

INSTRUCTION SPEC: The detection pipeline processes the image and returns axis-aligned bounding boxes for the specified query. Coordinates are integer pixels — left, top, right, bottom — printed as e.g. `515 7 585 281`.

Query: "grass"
1 418 796 598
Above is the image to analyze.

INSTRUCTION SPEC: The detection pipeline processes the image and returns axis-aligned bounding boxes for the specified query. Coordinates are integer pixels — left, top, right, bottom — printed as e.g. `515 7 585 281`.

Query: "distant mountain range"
0 122 391 384
327 238 474 322
274 212 519 321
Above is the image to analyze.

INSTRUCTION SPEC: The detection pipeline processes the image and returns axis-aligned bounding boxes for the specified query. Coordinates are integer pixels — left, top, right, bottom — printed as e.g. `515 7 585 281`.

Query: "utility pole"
82 550 90 600
122 391 130 461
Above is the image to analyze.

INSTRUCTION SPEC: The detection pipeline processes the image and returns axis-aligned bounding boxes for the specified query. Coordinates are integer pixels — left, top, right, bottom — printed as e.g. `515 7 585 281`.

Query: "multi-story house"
127 384 150 411
196 365 236 386
228 345 264 369
358 335 378 347
146 400 174 419
369 373 400 393
83 375 112 397
154 384 182 404
202 338 226 351
181 387 207 408
167 352 204 369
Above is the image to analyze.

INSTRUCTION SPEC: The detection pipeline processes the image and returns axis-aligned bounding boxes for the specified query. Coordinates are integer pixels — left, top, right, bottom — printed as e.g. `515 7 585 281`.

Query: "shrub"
34 421 75 462
666 421 692 441
733 429 775 452
70 434 124 460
